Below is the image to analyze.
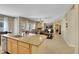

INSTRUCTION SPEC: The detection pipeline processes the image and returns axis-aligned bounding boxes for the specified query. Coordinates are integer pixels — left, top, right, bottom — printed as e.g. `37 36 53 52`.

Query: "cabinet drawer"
18 41 29 48
18 45 30 54
7 39 12 53
7 38 18 53
11 39 17 44
12 44 17 54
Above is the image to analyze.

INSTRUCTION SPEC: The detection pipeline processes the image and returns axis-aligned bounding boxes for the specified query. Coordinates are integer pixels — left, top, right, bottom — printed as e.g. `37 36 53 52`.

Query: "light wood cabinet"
7 38 31 54
18 45 30 54
7 38 18 54
18 41 29 48
11 39 18 54
12 44 17 54
7 38 12 53
17 41 31 54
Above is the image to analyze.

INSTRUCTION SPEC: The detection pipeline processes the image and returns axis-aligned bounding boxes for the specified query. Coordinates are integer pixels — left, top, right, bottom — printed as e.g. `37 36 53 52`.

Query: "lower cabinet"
1 37 7 52
7 39 18 54
17 41 31 54
7 38 12 53
18 45 30 54
11 39 18 54
7 38 31 54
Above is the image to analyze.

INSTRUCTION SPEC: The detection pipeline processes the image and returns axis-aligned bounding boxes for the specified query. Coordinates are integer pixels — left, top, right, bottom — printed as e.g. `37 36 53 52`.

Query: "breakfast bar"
1 34 46 54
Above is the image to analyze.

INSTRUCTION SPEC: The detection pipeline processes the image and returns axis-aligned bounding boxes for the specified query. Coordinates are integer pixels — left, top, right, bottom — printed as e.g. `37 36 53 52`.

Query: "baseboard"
64 39 75 48
68 43 75 47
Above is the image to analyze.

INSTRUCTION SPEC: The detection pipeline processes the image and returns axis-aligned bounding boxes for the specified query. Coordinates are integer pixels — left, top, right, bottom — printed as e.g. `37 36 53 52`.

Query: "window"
0 22 3 27
0 21 4 31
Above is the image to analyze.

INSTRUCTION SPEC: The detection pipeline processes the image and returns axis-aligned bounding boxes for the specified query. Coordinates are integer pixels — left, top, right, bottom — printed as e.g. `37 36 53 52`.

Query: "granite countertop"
1 34 46 46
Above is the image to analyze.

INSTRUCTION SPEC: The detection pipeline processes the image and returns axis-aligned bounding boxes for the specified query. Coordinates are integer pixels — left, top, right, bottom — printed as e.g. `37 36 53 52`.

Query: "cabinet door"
18 45 30 54
11 39 17 54
18 41 29 48
7 39 12 53
7 39 18 54
1 37 7 52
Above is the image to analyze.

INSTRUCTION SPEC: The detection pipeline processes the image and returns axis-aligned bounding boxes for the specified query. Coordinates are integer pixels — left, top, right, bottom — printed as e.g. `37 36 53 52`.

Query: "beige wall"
8 16 14 33
61 5 75 47
0 15 4 20
77 5 79 53
75 5 79 53
35 22 42 28
53 20 61 34
61 5 79 53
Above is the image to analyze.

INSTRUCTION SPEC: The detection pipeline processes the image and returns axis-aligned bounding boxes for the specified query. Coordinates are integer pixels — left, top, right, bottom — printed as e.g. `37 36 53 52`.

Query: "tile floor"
33 34 74 54
0 34 74 54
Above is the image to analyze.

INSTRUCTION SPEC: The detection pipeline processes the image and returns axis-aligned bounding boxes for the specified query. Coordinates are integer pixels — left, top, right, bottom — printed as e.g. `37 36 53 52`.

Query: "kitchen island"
1 34 46 54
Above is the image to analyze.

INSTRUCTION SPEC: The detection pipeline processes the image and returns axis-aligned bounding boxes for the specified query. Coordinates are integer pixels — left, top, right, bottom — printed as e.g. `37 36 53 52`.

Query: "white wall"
74 5 79 53
61 18 67 44
14 17 19 35
66 7 75 47
61 5 79 53
61 5 76 47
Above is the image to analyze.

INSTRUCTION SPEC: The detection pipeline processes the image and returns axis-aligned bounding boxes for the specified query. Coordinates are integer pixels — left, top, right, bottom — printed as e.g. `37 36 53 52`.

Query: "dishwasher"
1 36 7 52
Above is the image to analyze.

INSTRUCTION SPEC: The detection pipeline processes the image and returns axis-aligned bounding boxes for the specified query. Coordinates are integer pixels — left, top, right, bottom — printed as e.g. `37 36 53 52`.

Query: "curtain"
3 16 9 31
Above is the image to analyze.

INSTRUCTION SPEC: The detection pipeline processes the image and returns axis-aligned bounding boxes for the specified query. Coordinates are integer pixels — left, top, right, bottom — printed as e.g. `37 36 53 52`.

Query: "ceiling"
0 4 73 23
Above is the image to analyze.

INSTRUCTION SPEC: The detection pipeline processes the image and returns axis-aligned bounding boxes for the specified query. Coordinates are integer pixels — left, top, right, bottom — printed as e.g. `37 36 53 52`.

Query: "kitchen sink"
13 35 22 38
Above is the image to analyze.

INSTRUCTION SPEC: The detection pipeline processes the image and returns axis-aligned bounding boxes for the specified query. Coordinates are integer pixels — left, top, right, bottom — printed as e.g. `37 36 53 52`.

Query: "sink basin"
13 35 22 38
28 33 35 36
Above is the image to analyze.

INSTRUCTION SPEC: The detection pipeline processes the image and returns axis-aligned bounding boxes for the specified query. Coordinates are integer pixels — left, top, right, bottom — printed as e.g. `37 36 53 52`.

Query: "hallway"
32 34 74 54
